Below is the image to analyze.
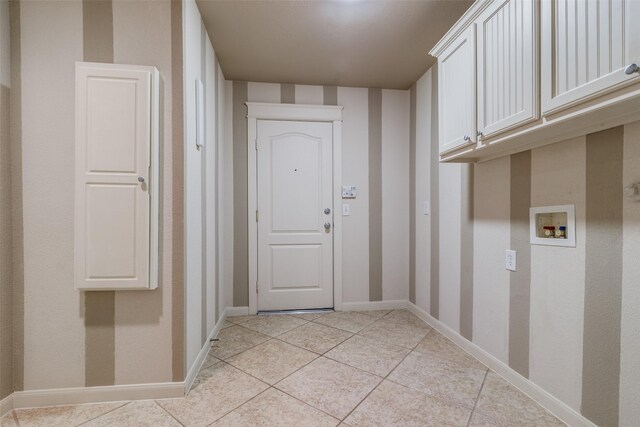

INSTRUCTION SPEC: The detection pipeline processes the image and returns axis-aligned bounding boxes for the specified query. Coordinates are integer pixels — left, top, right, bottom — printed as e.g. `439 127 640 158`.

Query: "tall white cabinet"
431 0 640 162
75 62 160 290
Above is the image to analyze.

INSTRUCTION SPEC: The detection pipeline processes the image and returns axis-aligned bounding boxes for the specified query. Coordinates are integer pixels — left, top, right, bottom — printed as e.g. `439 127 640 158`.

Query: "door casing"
246 102 343 314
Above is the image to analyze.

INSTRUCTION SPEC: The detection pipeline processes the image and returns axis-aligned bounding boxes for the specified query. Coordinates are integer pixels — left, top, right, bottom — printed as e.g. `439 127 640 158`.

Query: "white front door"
257 120 334 311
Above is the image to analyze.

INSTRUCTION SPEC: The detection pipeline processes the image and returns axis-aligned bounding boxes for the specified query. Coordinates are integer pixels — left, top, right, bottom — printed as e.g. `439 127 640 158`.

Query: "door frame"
246 102 343 315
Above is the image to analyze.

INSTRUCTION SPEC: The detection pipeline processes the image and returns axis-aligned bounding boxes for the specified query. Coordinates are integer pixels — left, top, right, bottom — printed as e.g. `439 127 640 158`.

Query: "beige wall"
0 0 12 401
225 82 411 307
412 64 640 427
10 0 184 390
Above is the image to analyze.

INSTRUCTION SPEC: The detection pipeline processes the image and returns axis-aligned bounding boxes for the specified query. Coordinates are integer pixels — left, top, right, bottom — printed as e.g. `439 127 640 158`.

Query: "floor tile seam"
338 339 415 423
288 319 361 338
354 327 429 351
310 319 372 334
240 319 311 338
465 368 489 427
406 347 490 377
153 399 187 427
272 355 386 421
213 329 273 360
387 338 481 408
273 332 353 356
75 400 131 426
321 346 411 378
382 375 478 413
204 386 276 427
268 319 315 338
224 343 320 385
221 348 320 388
260 386 343 425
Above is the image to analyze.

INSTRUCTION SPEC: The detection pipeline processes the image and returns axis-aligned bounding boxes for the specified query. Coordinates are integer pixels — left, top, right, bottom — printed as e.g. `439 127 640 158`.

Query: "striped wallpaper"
227 81 410 307
412 66 640 427
3 0 185 393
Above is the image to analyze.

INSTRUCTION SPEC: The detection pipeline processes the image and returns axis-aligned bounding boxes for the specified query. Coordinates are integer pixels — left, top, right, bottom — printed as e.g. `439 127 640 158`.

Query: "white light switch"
342 204 350 216
422 201 431 215
506 250 517 271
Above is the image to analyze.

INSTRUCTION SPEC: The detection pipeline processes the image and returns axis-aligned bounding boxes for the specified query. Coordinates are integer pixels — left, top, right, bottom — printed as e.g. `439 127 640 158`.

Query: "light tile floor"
0 310 565 426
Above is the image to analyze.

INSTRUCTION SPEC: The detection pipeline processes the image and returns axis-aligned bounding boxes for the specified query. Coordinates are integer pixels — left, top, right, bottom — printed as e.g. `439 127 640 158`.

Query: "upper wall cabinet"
477 0 537 138
541 0 640 115
439 25 477 154
431 0 640 162
75 62 159 291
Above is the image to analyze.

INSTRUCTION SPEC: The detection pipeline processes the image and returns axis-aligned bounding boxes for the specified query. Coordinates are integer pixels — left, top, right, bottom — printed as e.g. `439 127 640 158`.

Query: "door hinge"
256 210 259 222
256 283 259 294
255 139 258 150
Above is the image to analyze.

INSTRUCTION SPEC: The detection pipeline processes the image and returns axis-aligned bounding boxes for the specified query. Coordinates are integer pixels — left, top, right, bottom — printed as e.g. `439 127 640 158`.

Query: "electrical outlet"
506 250 517 271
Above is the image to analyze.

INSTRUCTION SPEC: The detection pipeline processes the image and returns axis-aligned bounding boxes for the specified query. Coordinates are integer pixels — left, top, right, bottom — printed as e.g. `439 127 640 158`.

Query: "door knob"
625 63 639 75
137 176 145 183
324 222 332 231
324 208 331 215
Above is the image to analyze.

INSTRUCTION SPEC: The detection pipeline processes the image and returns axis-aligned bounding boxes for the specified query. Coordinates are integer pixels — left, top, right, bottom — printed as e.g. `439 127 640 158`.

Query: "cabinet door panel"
478 0 538 138
75 63 158 290
542 0 640 114
439 25 477 155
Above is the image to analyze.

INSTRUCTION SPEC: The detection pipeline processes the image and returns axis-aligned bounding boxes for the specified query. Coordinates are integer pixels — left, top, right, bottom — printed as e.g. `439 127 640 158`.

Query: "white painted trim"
0 393 13 417
406 302 597 427
332 120 343 311
10 382 184 411
246 103 343 314
342 300 407 312
226 306 249 316
247 115 258 314
246 102 343 122
184 308 230 394
429 0 493 57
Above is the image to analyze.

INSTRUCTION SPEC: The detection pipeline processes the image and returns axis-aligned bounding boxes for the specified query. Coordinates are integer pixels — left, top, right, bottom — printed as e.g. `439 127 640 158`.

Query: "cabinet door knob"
138 176 145 183
625 63 639 75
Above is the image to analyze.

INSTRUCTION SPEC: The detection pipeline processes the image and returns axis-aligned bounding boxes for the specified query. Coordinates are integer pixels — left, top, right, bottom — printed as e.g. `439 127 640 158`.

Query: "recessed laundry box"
529 205 576 248
74 62 160 290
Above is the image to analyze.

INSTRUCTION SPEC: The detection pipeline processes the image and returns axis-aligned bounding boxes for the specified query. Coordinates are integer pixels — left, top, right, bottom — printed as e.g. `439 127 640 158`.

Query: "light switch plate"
342 204 350 216
342 186 357 199
506 250 517 271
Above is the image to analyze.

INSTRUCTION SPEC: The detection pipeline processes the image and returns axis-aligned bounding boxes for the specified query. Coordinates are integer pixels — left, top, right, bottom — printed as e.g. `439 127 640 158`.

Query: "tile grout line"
338 335 418 423
75 401 131 426
204 386 275 426
154 400 187 427
465 369 489 427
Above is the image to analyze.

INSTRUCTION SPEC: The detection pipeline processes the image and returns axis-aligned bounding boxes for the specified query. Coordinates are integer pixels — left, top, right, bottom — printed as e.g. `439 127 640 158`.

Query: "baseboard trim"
184 308 229 393
341 300 407 311
406 302 596 427
10 381 184 411
0 393 13 417
226 306 249 316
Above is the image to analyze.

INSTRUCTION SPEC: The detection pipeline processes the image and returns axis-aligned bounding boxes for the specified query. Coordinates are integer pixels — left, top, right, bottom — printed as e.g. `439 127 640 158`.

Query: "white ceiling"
197 0 473 90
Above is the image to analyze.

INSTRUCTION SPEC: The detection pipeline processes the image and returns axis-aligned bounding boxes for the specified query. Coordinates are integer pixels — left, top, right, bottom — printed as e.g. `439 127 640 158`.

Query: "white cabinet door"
256 120 334 311
439 25 477 155
75 62 159 290
541 0 640 114
477 0 538 138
